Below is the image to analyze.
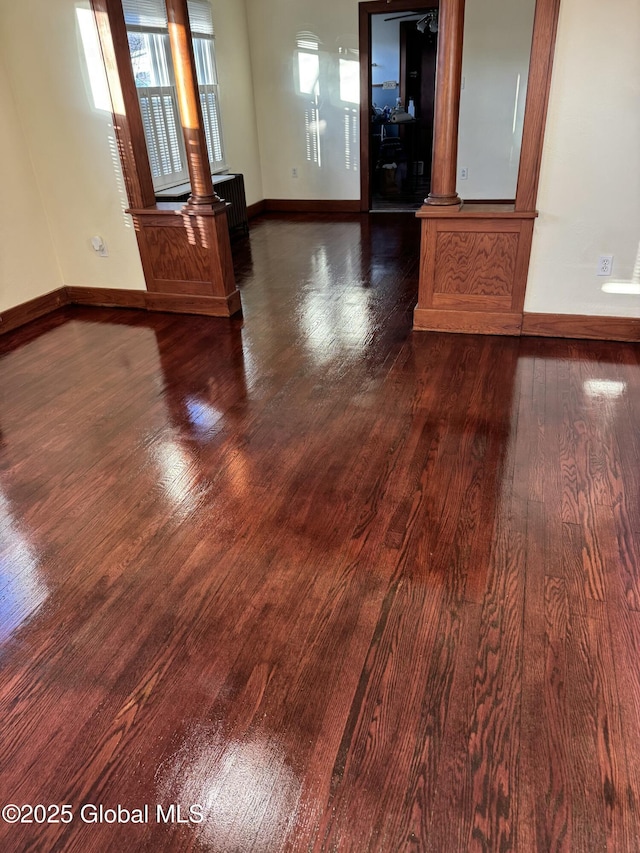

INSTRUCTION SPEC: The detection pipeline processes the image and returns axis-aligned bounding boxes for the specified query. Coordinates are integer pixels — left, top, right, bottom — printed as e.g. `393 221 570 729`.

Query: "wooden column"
91 0 156 210
425 0 466 207
92 0 240 316
165 0 220 207
515 0 562 212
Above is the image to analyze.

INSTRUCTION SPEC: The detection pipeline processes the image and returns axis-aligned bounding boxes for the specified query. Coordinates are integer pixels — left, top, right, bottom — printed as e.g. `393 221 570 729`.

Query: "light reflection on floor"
0 491 48 645
156 724 301 852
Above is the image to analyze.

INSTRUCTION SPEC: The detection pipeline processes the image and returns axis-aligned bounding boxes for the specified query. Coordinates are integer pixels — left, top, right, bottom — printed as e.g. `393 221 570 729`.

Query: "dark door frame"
358 0 439 211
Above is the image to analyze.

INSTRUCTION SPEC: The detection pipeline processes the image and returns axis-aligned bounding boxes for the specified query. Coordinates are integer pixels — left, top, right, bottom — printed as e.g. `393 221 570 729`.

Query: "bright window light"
76 7 112 112
339 58 359 104
298 51 320 96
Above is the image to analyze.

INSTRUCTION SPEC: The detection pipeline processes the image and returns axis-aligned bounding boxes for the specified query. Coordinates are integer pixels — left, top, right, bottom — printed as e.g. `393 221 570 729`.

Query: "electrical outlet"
91 236 108 257
460 167 468 180
291 168 298 179
598 254 613 276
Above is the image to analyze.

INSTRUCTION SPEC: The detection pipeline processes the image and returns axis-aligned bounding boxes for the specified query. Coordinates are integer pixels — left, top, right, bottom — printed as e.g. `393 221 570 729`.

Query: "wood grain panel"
433 231 519 296
143 224 211 283
132 205 239 303
416 213 541 332
212 204 237 298
432 293 513 311
418 216 438 305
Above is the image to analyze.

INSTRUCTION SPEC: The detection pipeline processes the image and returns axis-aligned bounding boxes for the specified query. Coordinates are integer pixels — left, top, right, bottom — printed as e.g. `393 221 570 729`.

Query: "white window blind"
122 0 167 31
187 0 215 36
200 86 224 165
122 0 214 34
138 87 186 183
123 0 225 191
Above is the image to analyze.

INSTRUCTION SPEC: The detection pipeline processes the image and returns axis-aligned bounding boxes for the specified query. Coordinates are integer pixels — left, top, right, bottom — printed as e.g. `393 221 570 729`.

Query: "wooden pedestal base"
129 201 241 317
413 204 537 335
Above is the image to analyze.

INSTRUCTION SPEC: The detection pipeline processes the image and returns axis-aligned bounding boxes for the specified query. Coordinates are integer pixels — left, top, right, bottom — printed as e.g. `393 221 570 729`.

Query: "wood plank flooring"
0 212 640 852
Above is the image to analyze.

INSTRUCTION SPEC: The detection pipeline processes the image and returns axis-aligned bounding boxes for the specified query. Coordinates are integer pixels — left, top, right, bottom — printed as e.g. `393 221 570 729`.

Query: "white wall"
211 0 263 206
0 0 264 312
0 0 147 295
245 0 537 203
0 49 62 313
246 0 361 200
457 0 535 199
525 0 640 317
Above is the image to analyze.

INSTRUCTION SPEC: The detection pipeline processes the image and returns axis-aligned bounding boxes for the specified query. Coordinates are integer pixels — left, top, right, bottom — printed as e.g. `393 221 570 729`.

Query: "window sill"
154 173 234 202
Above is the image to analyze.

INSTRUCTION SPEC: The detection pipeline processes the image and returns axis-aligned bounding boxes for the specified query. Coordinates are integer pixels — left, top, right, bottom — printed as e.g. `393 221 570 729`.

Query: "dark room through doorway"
365 5 438 211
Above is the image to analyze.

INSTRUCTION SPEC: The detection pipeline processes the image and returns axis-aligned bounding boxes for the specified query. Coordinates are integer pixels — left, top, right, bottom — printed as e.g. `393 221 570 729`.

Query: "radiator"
155 173 249 237
213 174 249 236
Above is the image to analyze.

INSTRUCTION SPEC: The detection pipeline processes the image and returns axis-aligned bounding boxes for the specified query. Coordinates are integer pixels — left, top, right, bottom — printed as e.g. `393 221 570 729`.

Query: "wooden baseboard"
413 307 523 336
414 309 640 341
247 200 266 219
522 312 640 342
66 286 146 309
2 289 636 343
144 290 242 317
0 285 242 335
68 286 242 318
264 199 361 214
0 288 67 335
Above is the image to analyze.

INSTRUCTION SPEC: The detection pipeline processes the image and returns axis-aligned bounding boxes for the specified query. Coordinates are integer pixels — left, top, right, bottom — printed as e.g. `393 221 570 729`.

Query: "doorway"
359 1 438 212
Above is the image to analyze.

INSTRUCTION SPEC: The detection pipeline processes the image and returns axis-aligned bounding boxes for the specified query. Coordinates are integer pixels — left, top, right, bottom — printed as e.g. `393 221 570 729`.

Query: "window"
123 0 226 191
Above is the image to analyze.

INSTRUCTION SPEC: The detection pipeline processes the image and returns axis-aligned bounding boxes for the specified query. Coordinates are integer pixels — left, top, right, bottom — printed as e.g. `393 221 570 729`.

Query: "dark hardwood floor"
1 213 640 852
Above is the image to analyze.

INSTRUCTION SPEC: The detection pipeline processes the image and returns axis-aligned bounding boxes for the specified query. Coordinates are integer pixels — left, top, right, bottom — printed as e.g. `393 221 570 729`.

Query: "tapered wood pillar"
425 0 466 207
92 0 156 210
165 0 220 207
